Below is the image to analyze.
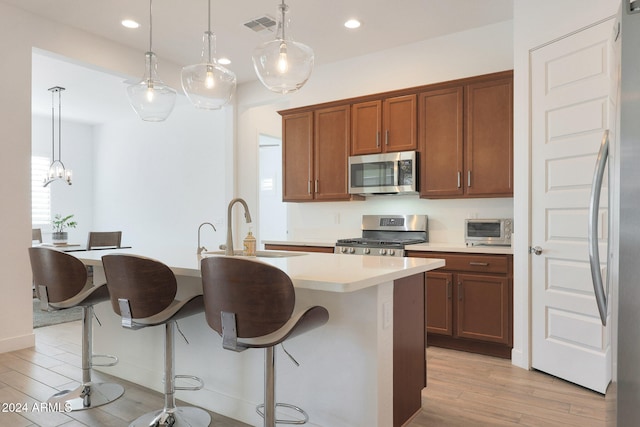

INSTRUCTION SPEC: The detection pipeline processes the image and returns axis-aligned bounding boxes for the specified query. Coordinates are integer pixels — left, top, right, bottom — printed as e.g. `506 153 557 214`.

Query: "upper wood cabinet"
351 94 417 155
280 70 512 202
419 72 513 198
281 105 351 202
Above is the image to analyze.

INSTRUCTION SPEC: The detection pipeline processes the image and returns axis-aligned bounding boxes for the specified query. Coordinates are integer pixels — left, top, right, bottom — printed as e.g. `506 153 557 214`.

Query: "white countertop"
263 239 513 255
72 247 445 293
406 242 513 255
263 239 336 248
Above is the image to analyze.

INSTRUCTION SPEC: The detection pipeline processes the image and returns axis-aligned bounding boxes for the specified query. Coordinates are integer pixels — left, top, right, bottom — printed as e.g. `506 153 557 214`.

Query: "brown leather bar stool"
28 247 125 410
200 256 329 427
101 254 211 427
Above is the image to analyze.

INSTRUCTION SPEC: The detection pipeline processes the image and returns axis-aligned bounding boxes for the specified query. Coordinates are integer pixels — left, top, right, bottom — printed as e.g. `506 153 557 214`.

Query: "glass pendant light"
181 0 236 109
252 0 314 94
127 0 176 121
44 86 72 187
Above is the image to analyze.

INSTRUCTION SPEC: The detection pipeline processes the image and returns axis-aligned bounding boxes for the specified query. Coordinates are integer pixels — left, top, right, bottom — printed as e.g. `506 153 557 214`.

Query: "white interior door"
531 19 617 393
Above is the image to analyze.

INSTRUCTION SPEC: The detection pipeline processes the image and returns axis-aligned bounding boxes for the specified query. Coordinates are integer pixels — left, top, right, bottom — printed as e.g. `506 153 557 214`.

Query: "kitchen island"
72 248 444 427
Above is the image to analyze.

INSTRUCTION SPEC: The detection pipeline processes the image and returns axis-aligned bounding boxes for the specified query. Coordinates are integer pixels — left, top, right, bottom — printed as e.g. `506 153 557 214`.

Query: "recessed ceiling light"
121 19 140 29
344 19 361 29
218 57 231 65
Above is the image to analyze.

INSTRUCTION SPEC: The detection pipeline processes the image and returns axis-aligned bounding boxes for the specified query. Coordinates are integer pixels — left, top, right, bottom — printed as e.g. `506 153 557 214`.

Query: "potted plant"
51 214 77 245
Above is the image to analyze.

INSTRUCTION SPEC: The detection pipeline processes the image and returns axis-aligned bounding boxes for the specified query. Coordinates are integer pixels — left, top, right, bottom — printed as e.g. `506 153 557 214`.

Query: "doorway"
258 134 287 247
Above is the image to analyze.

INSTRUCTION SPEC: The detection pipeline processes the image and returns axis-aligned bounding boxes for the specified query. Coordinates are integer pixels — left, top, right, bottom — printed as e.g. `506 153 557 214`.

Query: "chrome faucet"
197 222 217 255
224 198 252 256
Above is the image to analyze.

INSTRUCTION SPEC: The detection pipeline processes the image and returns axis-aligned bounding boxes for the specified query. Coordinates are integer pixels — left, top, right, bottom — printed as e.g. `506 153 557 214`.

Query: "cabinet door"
419 87 464 198
351 100 382 155
282 112 314 201
314 105 351 201
426 272 453 336
383 94 417 152
456 273 510 345
464 77 513 197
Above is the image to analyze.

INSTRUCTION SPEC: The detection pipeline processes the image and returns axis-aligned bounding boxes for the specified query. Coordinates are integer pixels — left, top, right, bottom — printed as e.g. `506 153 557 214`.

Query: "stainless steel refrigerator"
591 1 640 425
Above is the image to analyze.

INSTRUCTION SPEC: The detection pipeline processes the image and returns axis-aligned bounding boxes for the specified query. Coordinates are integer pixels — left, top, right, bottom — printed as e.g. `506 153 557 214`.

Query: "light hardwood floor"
0 321 611 426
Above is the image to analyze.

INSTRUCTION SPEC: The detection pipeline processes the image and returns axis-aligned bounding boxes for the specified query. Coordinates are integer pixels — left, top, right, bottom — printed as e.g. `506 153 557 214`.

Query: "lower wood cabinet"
263 243 335 254
407 250 513 358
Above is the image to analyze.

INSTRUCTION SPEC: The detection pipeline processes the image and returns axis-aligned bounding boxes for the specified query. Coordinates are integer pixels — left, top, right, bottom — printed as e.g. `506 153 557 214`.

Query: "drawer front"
406 252 508 274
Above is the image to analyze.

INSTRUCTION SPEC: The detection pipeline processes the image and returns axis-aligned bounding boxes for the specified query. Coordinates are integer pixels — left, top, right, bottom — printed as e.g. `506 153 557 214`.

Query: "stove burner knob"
348 247 355 254
340 247 348 254
380 249 387 255
389 249 395 256
363 248 370 254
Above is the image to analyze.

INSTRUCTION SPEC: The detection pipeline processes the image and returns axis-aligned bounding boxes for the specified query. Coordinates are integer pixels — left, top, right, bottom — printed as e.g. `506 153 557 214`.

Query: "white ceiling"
12 0 513 124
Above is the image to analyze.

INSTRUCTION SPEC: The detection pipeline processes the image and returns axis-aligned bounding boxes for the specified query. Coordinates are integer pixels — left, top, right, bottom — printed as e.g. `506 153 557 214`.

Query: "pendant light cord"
148 0 153 53
207 0 212 63
280 0 286 40
50 90 55 162
58 88 62 162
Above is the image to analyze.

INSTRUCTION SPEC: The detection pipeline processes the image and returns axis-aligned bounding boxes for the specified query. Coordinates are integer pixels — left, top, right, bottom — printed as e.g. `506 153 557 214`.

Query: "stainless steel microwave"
465 218 513 246
348 151 417 195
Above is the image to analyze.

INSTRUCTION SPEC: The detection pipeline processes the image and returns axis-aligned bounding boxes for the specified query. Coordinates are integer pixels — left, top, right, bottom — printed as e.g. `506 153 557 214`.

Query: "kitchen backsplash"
286 196 514 244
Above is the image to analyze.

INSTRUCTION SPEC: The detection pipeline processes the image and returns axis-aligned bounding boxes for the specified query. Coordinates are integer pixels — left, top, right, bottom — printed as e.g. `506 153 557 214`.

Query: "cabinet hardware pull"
469 262 489 266
315 180 319 193
468 170 472 187
457 171 461 188
376 131 380 148
385 130 389 146
447 281 452 299
308 181 311 194
458 282 463 301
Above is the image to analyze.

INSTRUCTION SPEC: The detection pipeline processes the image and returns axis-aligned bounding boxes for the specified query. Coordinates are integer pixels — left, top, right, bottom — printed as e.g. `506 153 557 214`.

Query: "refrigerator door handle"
588 129 609 326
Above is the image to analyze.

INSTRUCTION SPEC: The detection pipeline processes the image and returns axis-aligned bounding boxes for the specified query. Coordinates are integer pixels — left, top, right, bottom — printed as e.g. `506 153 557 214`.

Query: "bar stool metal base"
48 382 125 411
256 402 309 425
129 406 211 427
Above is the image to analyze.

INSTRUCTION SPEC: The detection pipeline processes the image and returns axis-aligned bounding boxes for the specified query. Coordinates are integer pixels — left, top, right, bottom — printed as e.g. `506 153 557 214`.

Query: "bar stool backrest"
102 254 177 319
28 247 87 303
201 257 295 338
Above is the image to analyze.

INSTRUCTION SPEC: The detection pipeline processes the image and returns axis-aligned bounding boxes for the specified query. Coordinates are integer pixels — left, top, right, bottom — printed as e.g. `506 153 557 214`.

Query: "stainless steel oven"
335 214 428 257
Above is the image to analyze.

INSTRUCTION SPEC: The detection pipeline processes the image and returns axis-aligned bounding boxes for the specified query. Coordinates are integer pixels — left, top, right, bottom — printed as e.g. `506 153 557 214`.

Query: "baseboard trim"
0 332 35 354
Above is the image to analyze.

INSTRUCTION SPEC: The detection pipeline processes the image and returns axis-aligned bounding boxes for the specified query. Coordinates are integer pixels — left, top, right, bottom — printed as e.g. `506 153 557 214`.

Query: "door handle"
530 246 543 256
457 282 463 301
457 171 461 189
447 281 452 299
588 130 610 326
469 261 489 266
385 130 389 146
376 131 380 148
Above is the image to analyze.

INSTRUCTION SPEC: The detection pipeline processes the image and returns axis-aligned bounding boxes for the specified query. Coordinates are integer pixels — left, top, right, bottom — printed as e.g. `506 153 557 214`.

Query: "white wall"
237 20 515 246
32 115 95 244
511 0 619 368
92 101 232 254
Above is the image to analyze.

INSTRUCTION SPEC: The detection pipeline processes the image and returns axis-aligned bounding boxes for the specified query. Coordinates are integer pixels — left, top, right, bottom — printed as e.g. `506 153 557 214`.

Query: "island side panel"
393 273 426 427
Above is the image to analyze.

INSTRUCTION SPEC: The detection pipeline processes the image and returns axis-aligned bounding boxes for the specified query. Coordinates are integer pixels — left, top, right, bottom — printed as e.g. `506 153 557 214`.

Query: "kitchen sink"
203 250 307 258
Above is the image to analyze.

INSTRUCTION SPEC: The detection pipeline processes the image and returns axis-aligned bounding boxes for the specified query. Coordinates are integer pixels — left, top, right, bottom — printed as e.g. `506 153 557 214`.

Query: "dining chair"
32 228 43 243
87 231 122 250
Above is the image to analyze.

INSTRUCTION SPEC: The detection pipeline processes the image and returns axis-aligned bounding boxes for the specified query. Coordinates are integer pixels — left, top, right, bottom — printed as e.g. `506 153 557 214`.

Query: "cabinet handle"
376 131 380 148
385 130 389 146
447 281 452 299
315 180 319 193
458 282 463 301
457 171 461 189
469 262 489 267
468 170 472 187
308 180 311 194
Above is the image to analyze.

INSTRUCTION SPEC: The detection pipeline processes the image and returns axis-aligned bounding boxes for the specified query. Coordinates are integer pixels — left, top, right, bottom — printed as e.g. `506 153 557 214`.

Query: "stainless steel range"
335 214 428 257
